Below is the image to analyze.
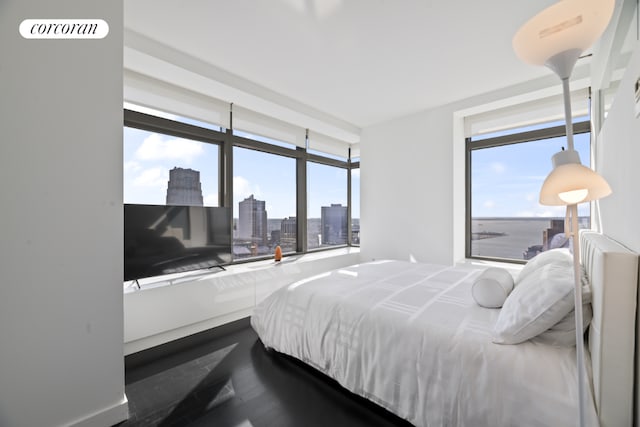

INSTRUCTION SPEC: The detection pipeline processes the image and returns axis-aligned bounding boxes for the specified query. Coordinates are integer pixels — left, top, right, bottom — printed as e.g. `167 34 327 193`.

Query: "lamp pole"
513 3 616 424
569 203 586 427
550 51 586 427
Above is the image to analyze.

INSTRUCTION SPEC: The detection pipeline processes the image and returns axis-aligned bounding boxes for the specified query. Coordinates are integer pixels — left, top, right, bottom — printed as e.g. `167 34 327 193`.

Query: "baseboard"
67 395 129 427
124 308 253 356
125 316 251 371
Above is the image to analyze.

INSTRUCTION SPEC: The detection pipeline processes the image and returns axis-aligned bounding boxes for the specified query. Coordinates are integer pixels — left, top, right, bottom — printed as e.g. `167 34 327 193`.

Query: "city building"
238 194 268 245
6 1 637 426
280 216 297 250
321 204 347 245
351 220 360 245
165 167 204 206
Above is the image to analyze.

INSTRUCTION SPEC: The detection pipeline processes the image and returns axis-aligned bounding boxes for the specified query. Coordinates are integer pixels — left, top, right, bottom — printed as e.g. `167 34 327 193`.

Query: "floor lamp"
512 1 614 426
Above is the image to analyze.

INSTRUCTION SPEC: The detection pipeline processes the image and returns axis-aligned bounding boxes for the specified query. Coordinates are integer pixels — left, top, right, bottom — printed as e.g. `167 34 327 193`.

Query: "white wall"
360 72 568 265
361 45 640 265
598 41 640 253
360 108 454 265
0 2 126 427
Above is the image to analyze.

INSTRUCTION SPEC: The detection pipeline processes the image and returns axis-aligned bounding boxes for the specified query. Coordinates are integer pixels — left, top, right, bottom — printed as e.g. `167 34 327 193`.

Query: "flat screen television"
124 204 232 281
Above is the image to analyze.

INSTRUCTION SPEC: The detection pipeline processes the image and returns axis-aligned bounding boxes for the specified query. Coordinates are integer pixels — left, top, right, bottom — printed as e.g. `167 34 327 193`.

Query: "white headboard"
581 231 639 427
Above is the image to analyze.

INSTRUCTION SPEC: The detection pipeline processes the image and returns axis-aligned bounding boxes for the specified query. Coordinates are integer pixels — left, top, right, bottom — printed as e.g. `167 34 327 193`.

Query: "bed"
251 232 638 426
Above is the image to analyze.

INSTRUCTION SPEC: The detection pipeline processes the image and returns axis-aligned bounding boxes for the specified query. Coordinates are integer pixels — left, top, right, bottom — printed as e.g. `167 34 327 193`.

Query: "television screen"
124 204 232 281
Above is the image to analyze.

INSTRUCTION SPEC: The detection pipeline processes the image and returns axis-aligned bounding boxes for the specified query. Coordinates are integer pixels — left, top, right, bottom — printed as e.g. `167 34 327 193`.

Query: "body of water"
471 217 589 260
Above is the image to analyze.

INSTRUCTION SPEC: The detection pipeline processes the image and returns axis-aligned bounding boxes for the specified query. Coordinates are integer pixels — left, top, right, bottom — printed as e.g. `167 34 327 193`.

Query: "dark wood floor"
118 318 414 427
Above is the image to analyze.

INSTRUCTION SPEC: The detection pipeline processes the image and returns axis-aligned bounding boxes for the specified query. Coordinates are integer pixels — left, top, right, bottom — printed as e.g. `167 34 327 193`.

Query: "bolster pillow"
472 267 514 308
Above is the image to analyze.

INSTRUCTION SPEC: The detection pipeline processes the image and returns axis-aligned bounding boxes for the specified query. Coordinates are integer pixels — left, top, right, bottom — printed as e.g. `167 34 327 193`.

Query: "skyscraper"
166 167 204 206
321 204 347 245
238 194 268 245
280 216 297 250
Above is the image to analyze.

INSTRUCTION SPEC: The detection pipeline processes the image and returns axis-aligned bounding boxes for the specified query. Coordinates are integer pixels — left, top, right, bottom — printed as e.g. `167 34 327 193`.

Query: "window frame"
230 143 298 261
124 108 360 265
124 109 225 207
465 120 591 263
306 159 349 251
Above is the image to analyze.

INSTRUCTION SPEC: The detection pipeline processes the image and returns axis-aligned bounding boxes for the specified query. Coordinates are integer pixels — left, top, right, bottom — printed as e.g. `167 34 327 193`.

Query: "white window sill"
124 246 361 293
456 258 524 277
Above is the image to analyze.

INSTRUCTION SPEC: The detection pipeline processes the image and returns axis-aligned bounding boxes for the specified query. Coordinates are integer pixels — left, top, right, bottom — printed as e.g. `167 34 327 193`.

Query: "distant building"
270 229 281 245
321 204 347 245
280 216 297 250
281 217 296 238
238 194 268 245
166 167 204 206
351 221 360 245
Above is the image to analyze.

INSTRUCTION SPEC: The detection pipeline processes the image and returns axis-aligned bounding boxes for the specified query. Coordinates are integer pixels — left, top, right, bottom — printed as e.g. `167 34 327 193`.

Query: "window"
123 128 220 207
307 162 348 249
124 106 359 277
233 146 297 260
350 166 360 245
467 122 591 261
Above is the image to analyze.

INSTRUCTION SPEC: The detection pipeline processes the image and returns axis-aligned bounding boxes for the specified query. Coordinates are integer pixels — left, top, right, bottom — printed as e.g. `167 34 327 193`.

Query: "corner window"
467 122 591 261
307 162 348 249
351 166 360 245
124 106 360 285
232 146 297 260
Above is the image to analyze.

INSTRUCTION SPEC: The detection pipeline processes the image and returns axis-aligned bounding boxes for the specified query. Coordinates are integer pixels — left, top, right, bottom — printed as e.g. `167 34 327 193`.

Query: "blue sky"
123 126 219 206
123 112 359 219
471 131 591 218
124 104 583 221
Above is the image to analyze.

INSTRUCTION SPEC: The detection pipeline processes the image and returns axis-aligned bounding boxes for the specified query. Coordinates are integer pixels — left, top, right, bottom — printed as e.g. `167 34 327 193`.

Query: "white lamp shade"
539 162 612 206
513 0 615 66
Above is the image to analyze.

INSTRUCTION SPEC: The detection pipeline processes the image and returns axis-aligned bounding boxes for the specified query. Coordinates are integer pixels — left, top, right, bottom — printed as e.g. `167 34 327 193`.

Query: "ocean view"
471 217 590 260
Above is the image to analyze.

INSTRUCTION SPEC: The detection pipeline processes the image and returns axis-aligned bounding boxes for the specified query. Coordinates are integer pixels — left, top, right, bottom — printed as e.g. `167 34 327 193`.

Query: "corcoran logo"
19 19 109 39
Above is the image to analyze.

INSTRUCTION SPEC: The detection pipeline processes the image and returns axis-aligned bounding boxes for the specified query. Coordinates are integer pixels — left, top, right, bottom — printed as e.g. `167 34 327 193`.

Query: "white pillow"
472 267 514 308
533 283 592 346
516 248 573 285
493 261 575 344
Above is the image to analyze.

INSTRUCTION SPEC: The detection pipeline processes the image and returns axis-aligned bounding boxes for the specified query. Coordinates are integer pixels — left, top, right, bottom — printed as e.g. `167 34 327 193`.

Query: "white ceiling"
124 0 569 133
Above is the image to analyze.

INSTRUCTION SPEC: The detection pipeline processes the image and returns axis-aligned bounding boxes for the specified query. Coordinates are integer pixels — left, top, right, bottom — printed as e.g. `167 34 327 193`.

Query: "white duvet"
251 260 598 427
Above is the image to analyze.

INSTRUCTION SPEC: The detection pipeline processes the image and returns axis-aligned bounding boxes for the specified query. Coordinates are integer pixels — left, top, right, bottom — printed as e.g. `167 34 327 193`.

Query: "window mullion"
465 137 472 259
222 129 233 208
347 155 352 247
297 147 307 253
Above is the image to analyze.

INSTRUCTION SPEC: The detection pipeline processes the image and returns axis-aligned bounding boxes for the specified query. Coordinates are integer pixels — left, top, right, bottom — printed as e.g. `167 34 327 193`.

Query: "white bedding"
251 260 599 427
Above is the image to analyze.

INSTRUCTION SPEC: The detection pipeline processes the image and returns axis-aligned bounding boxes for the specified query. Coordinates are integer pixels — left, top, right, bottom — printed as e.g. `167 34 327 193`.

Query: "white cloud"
203 193 219 206
135 133 204 164
490 162 506 174
234 176 262 200
483 200 495 209
351 168 360 180
124 160 142 173
133 167 168 188
539 207 566 217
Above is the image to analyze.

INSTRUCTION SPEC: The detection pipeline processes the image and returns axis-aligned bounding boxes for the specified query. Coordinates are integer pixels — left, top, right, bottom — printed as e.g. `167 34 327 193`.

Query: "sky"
124 104 584 221
123 107 359 219
471 131 591 218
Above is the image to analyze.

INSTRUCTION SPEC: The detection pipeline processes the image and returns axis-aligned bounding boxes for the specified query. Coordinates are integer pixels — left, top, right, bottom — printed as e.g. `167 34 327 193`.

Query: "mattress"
251 260 598 427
